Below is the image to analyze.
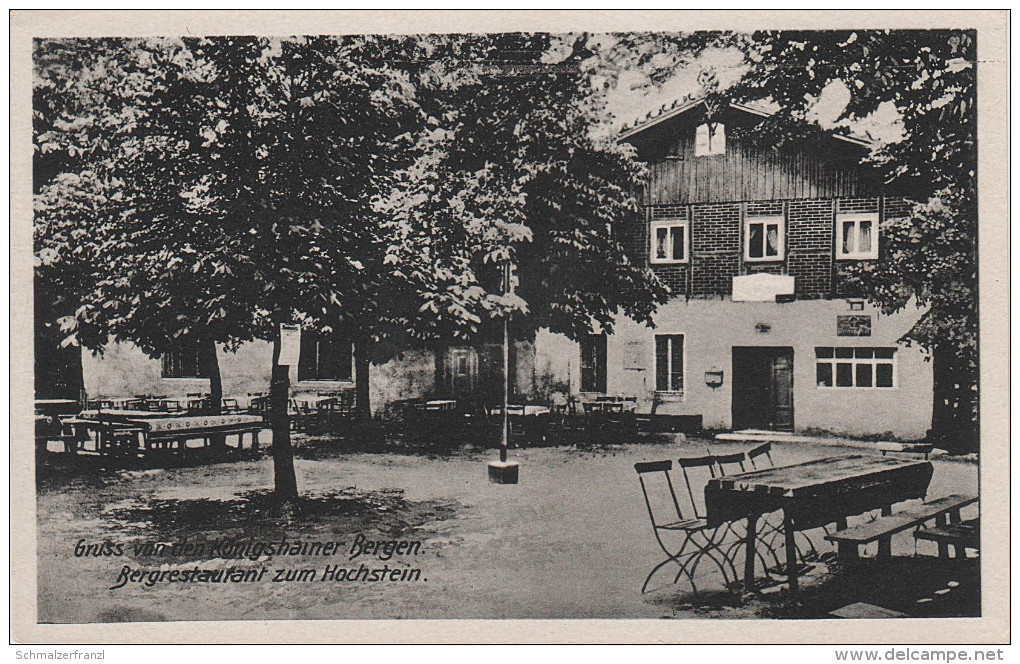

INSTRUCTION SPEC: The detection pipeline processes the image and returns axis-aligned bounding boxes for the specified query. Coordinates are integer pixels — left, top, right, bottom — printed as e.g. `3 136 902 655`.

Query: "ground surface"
36 436 979 623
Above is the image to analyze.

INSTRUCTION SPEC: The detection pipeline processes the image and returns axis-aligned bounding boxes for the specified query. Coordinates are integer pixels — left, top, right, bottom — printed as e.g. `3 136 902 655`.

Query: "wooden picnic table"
705 454 934 596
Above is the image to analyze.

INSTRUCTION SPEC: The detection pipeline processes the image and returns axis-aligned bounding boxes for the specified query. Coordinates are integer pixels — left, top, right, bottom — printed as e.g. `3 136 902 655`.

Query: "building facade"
529 100 933 440
74 99 933 439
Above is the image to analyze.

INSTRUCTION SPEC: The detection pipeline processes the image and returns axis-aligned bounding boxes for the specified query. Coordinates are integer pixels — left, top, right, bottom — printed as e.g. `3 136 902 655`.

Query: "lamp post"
488 260 519 484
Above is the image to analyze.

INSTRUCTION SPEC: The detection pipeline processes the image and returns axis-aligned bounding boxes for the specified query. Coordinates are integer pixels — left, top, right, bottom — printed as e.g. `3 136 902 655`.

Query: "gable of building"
620 101 881 206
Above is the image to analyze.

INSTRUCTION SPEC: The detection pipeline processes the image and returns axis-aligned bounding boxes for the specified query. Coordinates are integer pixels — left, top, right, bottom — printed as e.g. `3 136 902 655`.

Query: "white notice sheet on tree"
278 324 301 366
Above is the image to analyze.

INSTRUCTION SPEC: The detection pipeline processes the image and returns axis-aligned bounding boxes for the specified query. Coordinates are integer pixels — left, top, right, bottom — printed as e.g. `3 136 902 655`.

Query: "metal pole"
500 262 509 464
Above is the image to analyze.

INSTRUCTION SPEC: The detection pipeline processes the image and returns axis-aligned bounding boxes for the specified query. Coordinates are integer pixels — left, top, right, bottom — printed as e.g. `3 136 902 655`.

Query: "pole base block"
487 460 519 484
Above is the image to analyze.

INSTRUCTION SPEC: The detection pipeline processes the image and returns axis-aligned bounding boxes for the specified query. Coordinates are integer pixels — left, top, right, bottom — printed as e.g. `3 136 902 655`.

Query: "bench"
63 418 147 456
825 494 978 563
876 442 935 459
914 518 980 559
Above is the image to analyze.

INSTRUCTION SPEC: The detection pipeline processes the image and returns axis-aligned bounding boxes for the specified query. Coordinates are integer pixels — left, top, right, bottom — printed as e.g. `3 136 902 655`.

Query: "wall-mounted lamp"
755 323 771 334
704 367 724 390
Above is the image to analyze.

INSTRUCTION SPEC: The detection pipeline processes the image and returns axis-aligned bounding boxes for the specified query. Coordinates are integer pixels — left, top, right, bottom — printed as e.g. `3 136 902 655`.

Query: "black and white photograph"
11 9 1009 644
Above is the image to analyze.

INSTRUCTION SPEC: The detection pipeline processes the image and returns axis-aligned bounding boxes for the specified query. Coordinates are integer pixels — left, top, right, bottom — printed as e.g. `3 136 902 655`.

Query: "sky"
597 41 904 147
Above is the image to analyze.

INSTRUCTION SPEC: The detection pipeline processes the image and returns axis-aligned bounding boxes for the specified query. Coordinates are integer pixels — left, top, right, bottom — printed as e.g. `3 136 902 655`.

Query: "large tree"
34 36 420 497
378 33 669 363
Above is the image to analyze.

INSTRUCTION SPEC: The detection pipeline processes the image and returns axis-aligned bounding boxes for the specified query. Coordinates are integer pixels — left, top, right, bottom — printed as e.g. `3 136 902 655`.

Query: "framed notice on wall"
837 315 872 337
623 340 646 369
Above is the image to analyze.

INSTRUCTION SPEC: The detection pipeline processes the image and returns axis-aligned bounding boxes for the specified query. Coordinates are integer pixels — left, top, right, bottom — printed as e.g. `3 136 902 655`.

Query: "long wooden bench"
876 442 935 459
914 518 980 559
825 494 978 563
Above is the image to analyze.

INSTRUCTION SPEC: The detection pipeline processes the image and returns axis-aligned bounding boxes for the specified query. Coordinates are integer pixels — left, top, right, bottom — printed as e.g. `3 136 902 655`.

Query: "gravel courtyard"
36 437 979 623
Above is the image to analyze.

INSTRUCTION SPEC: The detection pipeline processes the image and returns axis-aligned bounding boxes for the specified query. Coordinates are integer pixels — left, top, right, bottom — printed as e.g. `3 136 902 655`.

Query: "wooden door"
448 348 476 398
769 350 794 430
731 347 794 431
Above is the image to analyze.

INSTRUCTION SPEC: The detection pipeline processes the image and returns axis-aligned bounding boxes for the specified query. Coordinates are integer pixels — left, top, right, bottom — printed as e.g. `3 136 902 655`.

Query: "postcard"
10 9 1009 644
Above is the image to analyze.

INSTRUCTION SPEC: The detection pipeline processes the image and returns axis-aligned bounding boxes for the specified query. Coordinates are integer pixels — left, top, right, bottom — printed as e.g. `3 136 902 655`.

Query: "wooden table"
68 413 264 458
705 455 934 596
489 405 551 417
79 409 184 420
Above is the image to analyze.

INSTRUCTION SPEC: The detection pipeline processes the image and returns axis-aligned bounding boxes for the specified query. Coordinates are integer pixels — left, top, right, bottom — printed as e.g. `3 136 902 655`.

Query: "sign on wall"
623 341 646 369
837 315 872 337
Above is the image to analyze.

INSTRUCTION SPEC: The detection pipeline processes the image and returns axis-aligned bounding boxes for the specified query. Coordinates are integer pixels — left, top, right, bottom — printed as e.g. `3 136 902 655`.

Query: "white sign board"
278 324 302 366
731 273 796 302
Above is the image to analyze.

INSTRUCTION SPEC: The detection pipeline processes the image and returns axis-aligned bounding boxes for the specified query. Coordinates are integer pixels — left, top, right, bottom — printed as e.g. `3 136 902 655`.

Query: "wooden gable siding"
643 132 881 205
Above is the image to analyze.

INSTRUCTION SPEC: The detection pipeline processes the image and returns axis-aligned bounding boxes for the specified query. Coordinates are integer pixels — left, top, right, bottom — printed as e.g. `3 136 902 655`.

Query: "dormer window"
695 122 725 156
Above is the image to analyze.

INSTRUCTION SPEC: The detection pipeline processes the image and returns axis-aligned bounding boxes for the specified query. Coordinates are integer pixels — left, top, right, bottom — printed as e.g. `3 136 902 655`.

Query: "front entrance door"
448 348 477 398
731 347 794 431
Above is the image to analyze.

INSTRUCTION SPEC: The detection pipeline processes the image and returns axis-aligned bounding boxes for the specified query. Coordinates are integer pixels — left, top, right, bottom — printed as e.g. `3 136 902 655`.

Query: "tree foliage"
34 32 676 492
378 34 669 345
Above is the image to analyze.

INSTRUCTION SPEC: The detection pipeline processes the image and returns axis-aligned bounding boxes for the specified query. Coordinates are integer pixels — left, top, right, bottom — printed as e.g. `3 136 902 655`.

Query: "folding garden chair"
712 450 782 585
746 442 774 470
635 459 736 594
674 455 741 586
745 442 829 569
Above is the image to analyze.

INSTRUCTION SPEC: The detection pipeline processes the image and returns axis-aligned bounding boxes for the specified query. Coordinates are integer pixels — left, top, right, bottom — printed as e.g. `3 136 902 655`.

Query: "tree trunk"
354 338 371 422
270 326 299 500
196 337 222 412
196 337 225 450
434 340 448 397
930 345 979 455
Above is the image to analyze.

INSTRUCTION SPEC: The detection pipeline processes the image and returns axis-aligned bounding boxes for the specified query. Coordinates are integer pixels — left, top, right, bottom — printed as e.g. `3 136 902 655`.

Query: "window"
837 213 879 259
580 334 607 393
298 332 353 382
654 334 684 393
161 338 206 379
745 215 785 262
815 347 896 389
650 219 688 264
695 122 725 156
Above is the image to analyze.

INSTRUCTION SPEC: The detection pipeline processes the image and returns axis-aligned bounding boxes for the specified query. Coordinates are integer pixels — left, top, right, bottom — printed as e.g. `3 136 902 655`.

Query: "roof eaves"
617 97 704 142
618 98 874 148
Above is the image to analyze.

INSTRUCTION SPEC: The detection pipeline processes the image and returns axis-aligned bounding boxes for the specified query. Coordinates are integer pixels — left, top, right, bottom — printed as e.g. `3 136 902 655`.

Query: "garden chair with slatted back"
746 441 827 568
673 455 740 589
746 442 774 471
635 459 736 594
712 450 782 583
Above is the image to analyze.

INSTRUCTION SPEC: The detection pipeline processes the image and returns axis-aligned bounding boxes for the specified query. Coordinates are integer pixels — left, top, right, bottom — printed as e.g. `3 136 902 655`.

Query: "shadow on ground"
758 557 980 619
101 487 460 564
